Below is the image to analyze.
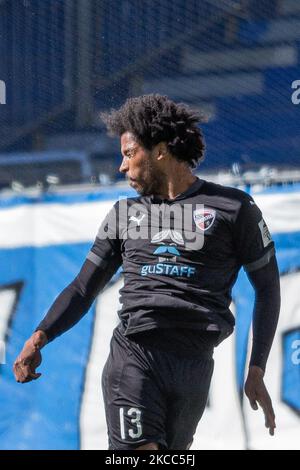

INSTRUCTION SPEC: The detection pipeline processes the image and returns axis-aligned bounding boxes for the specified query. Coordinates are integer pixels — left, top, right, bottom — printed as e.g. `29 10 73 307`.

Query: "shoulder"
201 180 253 205
107 197 143 216
200 180 259 224
114 196 145 207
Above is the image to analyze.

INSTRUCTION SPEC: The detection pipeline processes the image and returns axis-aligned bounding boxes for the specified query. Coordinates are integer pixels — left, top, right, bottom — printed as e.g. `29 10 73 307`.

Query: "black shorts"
101 326 214 450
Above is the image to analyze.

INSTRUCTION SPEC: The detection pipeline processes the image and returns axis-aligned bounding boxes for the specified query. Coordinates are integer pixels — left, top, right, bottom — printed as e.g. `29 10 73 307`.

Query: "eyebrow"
121 145 138 156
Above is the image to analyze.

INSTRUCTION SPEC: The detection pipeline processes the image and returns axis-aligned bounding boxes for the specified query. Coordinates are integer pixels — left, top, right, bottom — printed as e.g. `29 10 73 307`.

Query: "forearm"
249 290 280 371
36 281 95 342
28 330 48 349
248 256 281 371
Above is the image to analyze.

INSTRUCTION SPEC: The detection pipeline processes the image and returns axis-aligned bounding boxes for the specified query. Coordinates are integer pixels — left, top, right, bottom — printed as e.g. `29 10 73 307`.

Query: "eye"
124 148 137 159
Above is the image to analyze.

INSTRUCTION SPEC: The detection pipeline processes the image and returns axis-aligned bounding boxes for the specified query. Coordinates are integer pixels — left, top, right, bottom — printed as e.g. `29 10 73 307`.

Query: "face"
119 131 164 196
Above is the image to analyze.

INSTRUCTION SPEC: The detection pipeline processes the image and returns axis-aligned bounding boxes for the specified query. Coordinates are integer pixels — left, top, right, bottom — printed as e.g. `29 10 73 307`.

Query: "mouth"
128 177 137 185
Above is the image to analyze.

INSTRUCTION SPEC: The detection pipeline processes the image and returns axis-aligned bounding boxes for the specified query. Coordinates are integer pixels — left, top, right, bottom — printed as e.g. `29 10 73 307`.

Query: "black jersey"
87 178 275 342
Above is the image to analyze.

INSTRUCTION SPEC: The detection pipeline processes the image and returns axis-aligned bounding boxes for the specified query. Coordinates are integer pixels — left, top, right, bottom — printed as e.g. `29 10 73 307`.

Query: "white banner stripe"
0 201 115 248
0 190 299 248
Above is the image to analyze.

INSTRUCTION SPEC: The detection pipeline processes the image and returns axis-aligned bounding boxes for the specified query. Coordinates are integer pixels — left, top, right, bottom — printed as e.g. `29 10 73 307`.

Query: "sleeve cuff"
243 246 275 273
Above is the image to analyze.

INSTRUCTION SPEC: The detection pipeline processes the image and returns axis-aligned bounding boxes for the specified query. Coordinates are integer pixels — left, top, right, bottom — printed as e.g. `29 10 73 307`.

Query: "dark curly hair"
101 94 206 169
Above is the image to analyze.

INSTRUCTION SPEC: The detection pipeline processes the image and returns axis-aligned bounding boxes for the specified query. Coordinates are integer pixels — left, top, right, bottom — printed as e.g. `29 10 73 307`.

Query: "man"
13 94 280 450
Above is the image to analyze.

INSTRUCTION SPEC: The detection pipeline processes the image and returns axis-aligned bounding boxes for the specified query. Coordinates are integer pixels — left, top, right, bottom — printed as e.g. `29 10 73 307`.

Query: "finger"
14 365 28 383
258 399 276 435
258 395 275 420
13 362 20 381
23 362 42 380
13 361 24 380
21 376 35 383
19 372 38 383
30 372 42 380
249 399 258 410
266 412 276 434
15 364 34 383
27 360 42 379
265 410 276 436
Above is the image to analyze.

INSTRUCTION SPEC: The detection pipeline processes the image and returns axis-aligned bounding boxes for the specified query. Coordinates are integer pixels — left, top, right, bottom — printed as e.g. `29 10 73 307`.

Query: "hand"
244 365 276 436
13 330 47 384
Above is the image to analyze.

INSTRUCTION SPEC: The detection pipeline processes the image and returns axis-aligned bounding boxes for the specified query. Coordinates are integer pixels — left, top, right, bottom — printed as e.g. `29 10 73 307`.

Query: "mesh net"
0 0 299 188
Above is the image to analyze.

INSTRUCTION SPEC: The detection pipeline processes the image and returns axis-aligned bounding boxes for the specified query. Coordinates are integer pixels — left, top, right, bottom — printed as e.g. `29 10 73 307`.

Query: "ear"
155 142 168 161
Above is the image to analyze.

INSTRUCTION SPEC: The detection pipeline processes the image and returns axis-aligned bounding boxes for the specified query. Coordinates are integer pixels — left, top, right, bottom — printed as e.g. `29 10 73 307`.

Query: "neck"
157 172 197 200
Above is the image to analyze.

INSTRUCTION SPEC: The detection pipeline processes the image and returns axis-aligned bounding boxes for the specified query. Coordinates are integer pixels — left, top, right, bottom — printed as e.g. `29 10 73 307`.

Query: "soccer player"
13 95 280 450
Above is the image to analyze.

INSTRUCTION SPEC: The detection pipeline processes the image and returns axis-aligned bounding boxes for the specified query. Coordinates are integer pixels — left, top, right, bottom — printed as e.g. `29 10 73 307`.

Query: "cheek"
131 160 149 178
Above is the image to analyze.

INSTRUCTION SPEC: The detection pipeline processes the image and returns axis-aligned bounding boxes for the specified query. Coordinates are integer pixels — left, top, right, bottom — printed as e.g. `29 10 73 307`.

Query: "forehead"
120 131 140 151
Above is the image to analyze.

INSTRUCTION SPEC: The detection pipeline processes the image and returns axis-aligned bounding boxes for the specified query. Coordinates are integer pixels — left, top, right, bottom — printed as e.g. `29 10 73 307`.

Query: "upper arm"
87 201 122 269
246 255 280 294
77 202 123 296
233 195 275 273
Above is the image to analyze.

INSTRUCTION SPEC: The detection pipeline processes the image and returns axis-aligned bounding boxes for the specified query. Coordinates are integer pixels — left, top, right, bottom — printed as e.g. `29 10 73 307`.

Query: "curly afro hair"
101 94 206 169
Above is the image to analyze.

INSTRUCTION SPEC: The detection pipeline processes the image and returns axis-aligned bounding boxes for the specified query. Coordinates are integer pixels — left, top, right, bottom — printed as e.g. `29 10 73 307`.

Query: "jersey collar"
150 177 204 203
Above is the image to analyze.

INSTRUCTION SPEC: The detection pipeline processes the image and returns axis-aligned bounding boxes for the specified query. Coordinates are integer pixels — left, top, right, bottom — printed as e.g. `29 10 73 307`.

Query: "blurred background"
0 0 299 190
0 0 299 450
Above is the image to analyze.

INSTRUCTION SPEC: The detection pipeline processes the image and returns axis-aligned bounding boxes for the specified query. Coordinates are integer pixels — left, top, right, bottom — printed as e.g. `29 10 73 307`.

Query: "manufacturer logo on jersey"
193 208 216 231
129 214 145 226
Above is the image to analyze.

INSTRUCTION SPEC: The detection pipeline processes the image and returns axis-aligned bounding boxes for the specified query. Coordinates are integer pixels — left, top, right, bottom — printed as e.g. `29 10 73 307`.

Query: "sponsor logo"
140 229 197 278
258 218 272 248
141 263 196 277
153 245 181 263
151 229 184 245
151 229 184 262
193 208 216 231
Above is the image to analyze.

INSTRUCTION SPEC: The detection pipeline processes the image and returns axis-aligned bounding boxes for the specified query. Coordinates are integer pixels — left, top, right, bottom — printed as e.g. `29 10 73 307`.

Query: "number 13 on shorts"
119 407 143 440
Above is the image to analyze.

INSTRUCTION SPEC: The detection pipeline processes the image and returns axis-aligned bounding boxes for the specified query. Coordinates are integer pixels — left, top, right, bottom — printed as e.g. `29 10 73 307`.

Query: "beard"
134 172 165 196
130 159 165 196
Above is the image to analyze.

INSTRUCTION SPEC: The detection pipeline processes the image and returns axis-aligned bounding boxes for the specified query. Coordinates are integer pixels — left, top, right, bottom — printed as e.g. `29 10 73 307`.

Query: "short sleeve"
234 195 275 272
86 201 122 268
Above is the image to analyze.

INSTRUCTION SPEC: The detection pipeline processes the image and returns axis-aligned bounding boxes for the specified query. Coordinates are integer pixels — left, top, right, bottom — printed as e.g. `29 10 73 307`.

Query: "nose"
119 156 129 174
